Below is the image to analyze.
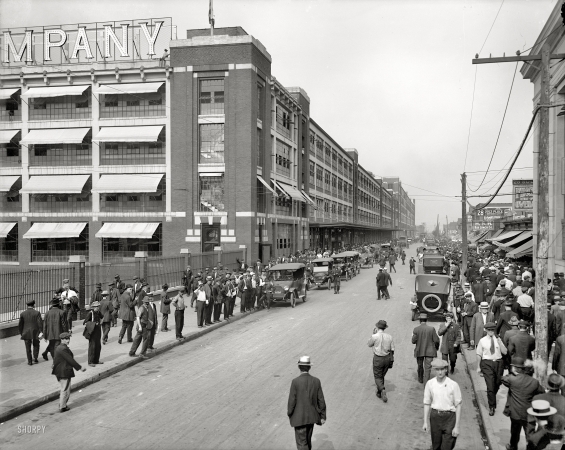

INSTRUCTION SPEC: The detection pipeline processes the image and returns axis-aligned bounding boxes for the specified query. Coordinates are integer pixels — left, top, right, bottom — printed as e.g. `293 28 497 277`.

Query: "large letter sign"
44 29 67 61
104 24 129 58
140 21 162 56
3 30 33 63
71 28 93 59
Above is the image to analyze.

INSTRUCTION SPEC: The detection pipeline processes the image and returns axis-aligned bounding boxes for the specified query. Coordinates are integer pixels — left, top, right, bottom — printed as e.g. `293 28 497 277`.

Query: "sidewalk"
461 344 528 450
0 299 256 423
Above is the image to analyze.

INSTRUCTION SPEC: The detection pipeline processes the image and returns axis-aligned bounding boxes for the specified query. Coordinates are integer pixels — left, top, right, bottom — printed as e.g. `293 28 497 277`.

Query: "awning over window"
23 222 87 239
95 174 163 193
0 88 20 100
95 222 160 239
301 190 317 208
20 175 90 194
93 126 163 143
0 129 20 144
468 230 488 243
20 128 90 145
0 176 21 192
491 230 524 245
257 176 278 196
0 222 17 238
275 181 304 202
489 229 504 240
96 82 164 95
506 239 534 259
22 85 89 99
499 231 533 250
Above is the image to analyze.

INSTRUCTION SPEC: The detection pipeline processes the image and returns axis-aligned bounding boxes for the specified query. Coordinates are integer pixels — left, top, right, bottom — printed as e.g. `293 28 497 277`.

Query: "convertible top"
333 251 359 258
312 258 334 263
268 263 306 271
414 274 451 295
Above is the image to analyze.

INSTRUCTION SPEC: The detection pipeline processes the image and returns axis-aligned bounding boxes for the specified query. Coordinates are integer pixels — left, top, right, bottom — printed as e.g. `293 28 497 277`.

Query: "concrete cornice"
170 34 271 63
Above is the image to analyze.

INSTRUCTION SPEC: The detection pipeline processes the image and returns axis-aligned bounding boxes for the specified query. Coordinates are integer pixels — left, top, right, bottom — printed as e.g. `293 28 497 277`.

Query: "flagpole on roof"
209 0 215 36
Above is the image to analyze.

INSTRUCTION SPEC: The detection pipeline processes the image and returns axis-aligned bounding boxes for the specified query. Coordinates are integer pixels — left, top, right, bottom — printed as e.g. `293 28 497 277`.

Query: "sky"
0 0 557 231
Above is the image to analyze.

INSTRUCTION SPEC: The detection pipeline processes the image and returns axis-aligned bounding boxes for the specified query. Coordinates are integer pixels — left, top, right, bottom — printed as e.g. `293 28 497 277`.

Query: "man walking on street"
409 257 416 274
108 282 120 327
423 359 462 450
388 253 397 273
129 296 153 359
367 320 395 403
19 300 43 365
412 313 440 384
52 332 86 412
287 356 327 450
382 268 393 299
42 297 68 361
376 268 387 300
476 322 507 416
333 266 341 294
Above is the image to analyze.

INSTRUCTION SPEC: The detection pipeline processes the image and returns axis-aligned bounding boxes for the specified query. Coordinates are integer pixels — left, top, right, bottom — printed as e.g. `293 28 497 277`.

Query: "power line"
463 65 478 173
478 0 505 55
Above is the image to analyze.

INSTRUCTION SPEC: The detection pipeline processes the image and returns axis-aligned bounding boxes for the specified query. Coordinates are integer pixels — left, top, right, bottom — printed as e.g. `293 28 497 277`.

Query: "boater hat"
297 356 312 366
479 302 489 309
527 399 557 417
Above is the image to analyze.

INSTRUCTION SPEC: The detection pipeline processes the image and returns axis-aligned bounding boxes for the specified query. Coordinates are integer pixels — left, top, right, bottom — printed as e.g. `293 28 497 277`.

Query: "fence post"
69 255 86 320
135 251 148 284
180 248 190 270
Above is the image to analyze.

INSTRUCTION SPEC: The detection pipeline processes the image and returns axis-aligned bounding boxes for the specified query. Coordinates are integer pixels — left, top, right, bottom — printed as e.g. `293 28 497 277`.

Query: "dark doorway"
202 224 221 253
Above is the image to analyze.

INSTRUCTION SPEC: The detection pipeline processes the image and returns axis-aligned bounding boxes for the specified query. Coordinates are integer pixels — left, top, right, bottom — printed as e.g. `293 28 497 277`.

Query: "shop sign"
2 18 171 65
512 179 533 211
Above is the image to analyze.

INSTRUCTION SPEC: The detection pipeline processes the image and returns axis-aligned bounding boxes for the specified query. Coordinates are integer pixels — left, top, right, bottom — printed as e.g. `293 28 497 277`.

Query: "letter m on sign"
3 31 33 63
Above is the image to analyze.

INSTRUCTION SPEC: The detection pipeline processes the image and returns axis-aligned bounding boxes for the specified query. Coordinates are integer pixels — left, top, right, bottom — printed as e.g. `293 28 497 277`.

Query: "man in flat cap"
42 296 68 361
412 313 440 384
423 359 462 450
367 320 395 402
83 300 103 366
129 295 153 359
52 331 86 412
19 299 43 365
118 284 136 344
114 274 126 295
476 322 507 416
287 356 326 450
508 320 536 362
108 281 120 327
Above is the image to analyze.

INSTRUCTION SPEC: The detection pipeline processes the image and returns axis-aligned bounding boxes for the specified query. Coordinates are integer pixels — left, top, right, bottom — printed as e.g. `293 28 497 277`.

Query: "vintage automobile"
398 236 407 248
360 252 374 268
421 252 445 274
267 263 307 308
310 258 334 290
410 274 452 321
333 251 361 276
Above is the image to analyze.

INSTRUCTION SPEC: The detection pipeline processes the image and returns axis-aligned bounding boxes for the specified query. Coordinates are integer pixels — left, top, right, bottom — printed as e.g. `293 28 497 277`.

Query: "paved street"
0 246 485 450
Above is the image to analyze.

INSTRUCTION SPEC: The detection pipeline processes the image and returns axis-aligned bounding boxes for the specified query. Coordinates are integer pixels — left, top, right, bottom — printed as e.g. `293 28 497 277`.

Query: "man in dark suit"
287 356 326 450
108 282 120 327
42 297 68 361
52 332 86 412
412 313 440 383
99 288 113 345
118 285 135 344
19 299 43 365
376 268 389 300
507 320 536 361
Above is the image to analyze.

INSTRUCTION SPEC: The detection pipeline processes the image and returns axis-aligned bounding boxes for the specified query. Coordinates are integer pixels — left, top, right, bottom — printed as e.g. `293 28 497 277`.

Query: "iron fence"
0 266 75 323
146 256 184 289
84 260 139 298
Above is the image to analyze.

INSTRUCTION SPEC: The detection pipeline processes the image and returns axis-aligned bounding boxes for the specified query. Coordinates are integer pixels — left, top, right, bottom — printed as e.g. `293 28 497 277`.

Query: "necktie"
490 336 496 355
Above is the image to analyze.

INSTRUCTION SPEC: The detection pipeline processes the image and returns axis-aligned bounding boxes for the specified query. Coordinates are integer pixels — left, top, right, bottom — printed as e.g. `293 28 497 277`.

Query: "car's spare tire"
421 294 442 313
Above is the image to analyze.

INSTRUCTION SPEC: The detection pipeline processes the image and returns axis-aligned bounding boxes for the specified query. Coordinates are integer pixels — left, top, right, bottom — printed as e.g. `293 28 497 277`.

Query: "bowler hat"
114 274 120 279
431 359 448 369
378 268 383 271
547 373 565 390
90 301 100 308
544 414 565 436
508 316 520 326
162 283 169 290
297 356 312 366
375 320 388 329
26 299 36 306
511 356 526 368
59 332 71 340
133 276 139 280
518 320 529 328
527 399 557 417
50 297 60 306
484 322 496 330
479 302 489 309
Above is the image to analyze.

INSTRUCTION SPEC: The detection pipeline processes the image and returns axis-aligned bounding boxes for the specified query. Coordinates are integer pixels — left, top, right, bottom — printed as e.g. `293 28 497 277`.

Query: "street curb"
461 346 494 450
0 308 260 423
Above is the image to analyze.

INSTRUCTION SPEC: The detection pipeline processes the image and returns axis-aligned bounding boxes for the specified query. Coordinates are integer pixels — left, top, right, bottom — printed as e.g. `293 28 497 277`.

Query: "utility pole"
461 173 468 283
472 43 557 382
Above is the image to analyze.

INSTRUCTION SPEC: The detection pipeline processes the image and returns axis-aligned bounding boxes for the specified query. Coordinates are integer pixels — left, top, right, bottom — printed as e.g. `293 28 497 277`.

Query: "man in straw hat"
287 356 326 450
528 410 565 450
367 320 395 402
502 356 545 450
422 358 462 450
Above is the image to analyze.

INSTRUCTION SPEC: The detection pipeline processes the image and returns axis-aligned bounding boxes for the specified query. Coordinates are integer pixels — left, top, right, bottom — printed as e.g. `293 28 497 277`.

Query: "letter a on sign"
72 28 93 59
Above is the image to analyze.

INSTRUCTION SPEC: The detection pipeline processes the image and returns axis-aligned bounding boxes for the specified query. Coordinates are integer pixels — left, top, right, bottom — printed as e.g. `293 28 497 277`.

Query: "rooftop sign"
1 18 172 66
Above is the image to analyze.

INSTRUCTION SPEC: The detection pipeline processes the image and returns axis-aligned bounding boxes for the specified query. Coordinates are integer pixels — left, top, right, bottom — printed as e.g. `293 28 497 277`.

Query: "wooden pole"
461 173 468 283
534 43 550 382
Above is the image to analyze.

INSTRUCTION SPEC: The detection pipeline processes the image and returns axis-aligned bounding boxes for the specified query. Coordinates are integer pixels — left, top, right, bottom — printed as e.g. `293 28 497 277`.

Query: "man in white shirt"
423 359 462 450
476 322 507 416
367 320 395 403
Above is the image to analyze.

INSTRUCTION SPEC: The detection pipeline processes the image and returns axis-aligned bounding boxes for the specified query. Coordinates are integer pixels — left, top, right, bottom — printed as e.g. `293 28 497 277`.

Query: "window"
199 124 224 163
30 142 92 167
126 100 140 107
30 181 92 213
276 105 291 139
257 128 263 167
100 134 165 166
309 161 315 186
100 179 165 213
199 175 225 212
102 224 161 261
1 97 21 121
0 141 21 167
31 224 89 263
0 223 17 261
100 90 166 118
29 90 91 120
199 79 225 115
275 140 291 178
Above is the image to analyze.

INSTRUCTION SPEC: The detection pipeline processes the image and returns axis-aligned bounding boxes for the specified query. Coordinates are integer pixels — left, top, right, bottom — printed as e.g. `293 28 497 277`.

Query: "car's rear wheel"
421 294 442 314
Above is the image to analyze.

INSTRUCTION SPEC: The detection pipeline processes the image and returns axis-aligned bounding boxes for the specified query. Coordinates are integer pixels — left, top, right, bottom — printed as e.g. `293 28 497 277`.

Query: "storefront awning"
0 222 17 238
499 231 533 250
0 88 20 100
0 129 20 144
96 82 164 95
95 222 160 239
23 222 87 239
93 126 163 143
489 229 504 240
21 175 89 194
275 181 304 202
257 175 278 196
468 230 488 243
0 176 20 192
22 85 89 99
20 128 90 145
301 190 317 208
491 230 524 245
506 239 534 259
95 174 163 193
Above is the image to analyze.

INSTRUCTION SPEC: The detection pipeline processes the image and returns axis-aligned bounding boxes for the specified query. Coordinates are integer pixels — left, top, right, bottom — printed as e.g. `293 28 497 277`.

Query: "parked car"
410 274 452 321
267 263 307 308
421 253 445 274
311 258 334 290
333 251 361 276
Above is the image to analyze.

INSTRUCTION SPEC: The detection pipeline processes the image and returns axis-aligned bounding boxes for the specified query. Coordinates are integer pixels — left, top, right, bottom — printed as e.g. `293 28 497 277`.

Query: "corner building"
0 22 415 268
